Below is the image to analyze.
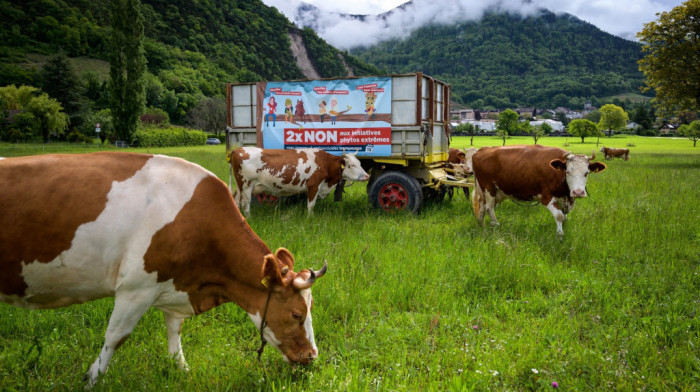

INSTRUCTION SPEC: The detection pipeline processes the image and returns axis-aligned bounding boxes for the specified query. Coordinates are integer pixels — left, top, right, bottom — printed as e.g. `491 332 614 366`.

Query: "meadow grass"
0 136 698 391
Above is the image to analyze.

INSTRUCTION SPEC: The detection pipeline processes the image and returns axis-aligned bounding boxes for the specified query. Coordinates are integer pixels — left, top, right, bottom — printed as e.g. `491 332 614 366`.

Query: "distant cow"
600 146 630 161
231 147 370 216
446 147 478 199
0 152 326 386
471 145 606 236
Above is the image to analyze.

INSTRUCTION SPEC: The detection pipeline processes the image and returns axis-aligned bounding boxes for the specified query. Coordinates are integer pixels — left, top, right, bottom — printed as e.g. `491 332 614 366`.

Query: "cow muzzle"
297 348 318 364
571 189 586 198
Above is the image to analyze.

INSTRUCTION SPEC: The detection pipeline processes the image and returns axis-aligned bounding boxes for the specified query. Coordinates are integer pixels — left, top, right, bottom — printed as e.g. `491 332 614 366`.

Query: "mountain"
0 0 381 123
349 9 646 109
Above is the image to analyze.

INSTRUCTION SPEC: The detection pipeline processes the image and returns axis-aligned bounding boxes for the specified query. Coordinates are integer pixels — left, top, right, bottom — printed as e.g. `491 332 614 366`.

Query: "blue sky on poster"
263 0 686 49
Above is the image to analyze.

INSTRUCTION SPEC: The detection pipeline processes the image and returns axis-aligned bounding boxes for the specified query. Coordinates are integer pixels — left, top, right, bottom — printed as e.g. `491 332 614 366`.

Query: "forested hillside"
0 0 380 126
351 10 648 109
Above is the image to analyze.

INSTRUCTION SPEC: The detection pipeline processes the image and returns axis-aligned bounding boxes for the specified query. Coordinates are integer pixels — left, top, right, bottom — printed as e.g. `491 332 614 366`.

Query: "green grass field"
1 136 698 391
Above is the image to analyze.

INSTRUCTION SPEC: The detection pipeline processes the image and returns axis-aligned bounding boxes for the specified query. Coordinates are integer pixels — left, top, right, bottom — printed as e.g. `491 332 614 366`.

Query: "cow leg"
240 185 253 217
546 199 566 236
163 312 189 371
86 290 156 387
306 189 319 215
484 191 499 226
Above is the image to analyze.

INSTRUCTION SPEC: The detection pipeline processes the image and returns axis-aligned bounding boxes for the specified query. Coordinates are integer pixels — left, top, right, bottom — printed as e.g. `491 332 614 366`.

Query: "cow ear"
589 161 607 173
261 253 287 288
550 159 567 171
275 247 295 270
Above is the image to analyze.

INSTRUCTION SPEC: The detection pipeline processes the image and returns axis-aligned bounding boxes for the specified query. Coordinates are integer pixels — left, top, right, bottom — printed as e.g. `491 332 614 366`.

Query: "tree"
630 104 654 131
540 122 553 135
529 125 545 144
186 96 226 135
584 109 602 124
40 51 84 130
454 122 476 145
598 104 629 136
678 120 700 147
568 119 601 143
25 93 69 142
109 0 146 143
554 111 570 126
496 109 518 145
637 0 700 116
0 85 40 110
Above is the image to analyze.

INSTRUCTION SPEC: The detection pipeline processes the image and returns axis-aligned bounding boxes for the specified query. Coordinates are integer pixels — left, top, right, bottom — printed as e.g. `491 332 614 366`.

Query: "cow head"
255 248 327 364
550 151 606 198
340 152 370 182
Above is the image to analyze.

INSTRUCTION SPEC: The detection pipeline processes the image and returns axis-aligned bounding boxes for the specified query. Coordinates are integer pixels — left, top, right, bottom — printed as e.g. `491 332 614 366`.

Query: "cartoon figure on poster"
265 96 277 126
318 100 327 123
284 98 293 124
295 100 307 124
364 91 376 122
261 77 392 157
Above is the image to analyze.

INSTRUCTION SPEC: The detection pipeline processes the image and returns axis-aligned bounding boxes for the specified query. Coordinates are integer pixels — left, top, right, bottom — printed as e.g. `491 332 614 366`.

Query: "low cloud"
264 0 680 49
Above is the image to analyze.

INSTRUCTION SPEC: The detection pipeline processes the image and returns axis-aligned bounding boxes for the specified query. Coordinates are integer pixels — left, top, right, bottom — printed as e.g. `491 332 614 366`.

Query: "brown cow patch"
144 175 273 314
0 153 151 296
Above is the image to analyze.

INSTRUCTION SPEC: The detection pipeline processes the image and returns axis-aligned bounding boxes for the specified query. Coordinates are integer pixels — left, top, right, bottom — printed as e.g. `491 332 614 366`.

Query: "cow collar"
256 288 274 362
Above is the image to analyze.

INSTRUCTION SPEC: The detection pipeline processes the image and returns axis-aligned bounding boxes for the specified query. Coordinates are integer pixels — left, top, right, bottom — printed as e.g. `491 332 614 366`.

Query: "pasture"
0 135 698 391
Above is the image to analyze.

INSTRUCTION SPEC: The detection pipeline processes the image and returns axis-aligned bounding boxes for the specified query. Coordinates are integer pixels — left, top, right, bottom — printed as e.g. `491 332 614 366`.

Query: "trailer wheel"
368 171 423 213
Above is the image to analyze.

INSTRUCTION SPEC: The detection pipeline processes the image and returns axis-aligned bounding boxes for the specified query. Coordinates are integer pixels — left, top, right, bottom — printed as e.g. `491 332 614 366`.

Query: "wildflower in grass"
552 381 559 388
473 325 479 330
532 368 539 374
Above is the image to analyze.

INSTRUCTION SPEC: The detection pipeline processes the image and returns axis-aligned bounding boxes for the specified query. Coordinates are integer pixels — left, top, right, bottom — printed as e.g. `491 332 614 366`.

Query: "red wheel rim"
378 183 408 211
256 193 279 206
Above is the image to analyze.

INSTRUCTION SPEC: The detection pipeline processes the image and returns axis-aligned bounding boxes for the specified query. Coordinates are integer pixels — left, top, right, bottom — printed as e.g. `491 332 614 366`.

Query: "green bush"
133 126 206 147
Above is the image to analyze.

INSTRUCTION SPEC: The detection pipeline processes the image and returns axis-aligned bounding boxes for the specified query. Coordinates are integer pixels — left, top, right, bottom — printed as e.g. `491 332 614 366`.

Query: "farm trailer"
225 73 472 212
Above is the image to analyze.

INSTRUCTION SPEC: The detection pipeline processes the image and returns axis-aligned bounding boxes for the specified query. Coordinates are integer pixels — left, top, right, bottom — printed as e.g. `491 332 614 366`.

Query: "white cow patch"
19 155 208 313
248 311 286 361
300 288 316 352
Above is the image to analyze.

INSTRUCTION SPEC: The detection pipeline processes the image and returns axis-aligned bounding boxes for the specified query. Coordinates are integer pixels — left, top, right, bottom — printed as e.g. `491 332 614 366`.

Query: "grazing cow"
600 146 630 161
231 147 370 216
471 145 606 236
446 147 478 199
0 152 326 386
448 147 467 165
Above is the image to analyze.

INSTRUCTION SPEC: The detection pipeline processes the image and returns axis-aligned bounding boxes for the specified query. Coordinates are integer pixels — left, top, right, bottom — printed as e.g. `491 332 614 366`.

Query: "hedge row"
133 127 207 147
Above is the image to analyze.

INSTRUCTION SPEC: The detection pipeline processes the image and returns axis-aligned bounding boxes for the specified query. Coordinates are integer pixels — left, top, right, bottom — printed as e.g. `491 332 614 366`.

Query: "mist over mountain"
349 9 646 108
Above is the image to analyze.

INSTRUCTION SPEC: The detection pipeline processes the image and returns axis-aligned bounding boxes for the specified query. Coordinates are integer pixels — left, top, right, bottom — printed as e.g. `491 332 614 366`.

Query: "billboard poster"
260 76 392 156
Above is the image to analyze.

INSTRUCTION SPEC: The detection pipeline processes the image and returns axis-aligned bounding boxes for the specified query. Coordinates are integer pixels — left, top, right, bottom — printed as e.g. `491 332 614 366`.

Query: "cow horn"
588 149 596 161
293 260 327 290
281 266 289 276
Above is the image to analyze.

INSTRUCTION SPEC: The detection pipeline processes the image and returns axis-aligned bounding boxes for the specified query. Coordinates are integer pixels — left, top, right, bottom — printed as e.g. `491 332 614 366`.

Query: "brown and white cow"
0 152 326 386
446 147 477 199
231 147 370 216
471 145 607 236
600 146 630 161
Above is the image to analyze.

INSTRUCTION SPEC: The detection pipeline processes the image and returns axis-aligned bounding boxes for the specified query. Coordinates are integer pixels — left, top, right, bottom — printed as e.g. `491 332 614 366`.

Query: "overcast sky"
262 0 685 49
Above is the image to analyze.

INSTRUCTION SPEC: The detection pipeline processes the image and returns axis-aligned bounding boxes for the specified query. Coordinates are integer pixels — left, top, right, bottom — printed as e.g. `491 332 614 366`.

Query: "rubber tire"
368 171 423 213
